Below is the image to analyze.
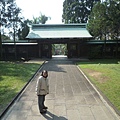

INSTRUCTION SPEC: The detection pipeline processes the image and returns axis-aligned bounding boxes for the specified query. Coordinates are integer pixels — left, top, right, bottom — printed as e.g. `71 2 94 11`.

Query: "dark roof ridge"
32 23 87 29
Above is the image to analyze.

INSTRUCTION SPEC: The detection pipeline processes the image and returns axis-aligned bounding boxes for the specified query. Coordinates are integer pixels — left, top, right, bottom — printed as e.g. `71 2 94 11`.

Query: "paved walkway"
1 58 120 120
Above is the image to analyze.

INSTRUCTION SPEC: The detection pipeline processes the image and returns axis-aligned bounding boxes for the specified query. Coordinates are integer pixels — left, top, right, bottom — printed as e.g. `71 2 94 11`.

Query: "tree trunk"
104 38 106 58
13 23 17 60
0 30 2 60
116 39 118 58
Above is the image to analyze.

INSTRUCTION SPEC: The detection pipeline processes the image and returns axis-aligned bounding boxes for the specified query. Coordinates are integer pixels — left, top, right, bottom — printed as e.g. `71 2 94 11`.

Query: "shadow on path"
42 111 68 120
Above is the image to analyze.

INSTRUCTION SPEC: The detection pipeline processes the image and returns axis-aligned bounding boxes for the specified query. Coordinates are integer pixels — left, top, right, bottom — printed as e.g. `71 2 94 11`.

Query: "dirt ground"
83 68 109 83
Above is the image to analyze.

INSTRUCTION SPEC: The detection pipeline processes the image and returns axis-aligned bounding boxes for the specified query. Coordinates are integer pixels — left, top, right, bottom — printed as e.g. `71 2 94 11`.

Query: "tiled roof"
26 24 92 39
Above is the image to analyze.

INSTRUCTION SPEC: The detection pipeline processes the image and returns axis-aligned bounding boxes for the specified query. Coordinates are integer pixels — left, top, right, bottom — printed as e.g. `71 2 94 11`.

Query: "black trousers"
38 95 45 112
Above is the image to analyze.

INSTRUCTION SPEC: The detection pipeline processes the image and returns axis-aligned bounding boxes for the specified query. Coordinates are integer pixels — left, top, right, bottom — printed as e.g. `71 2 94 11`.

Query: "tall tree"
18 19 31 40
62 0 100 23
7 0 22 59
32 13 50 24
0 0 8 27
87 1 108 58
87 0 120 40
87 0 120 58
87 2 107 40
6 0 22 38
107 0 120 40
1 0 23 59
0 0 8 60
107 0 120 57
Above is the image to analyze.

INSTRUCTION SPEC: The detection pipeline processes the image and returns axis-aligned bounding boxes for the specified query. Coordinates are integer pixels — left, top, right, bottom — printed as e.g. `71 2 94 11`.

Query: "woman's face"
43 72 48 78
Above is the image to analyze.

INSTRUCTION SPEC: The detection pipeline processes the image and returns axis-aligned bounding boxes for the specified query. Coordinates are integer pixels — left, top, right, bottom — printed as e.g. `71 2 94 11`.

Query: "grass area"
77 59 120 112
0 61 43 114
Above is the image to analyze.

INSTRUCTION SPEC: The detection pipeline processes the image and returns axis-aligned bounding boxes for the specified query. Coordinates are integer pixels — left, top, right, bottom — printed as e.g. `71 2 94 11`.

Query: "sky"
16 0 64 24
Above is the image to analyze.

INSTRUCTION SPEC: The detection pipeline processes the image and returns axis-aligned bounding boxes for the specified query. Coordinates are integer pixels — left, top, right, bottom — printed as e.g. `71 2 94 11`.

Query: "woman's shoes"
43 106 48 109
40 109 47 114
40 106 48 114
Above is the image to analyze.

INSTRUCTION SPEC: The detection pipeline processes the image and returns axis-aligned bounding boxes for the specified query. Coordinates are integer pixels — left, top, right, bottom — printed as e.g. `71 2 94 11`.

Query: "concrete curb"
77 66 120 119
0 61 45 119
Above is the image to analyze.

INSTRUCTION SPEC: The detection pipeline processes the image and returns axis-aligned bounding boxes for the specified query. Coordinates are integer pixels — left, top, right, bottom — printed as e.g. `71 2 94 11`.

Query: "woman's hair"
41 70 48 77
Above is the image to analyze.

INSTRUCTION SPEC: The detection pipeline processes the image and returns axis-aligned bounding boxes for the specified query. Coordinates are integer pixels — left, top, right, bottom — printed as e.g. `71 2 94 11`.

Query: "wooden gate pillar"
48 43 52 58
67 42 70 58
78 40 80 57
38 42 42 58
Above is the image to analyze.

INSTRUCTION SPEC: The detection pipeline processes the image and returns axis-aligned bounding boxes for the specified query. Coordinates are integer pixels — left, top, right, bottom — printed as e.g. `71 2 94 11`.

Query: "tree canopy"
62 0 100 23
87 1 120 40
17 14 50 40
0 0 50 40
17 19 31 40
32 13 51 24
0 0 23 40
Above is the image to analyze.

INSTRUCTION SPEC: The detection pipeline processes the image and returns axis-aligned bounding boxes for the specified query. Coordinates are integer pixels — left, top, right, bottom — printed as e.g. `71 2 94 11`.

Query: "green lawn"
77 59 120 112
0 61 43 114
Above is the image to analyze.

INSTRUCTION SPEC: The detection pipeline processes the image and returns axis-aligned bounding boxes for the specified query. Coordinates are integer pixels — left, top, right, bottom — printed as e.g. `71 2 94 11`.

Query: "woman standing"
36 70 49 114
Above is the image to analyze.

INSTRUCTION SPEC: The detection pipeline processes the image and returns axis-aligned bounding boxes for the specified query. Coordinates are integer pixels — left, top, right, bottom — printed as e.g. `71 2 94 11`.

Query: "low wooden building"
1 24 120 60
26 23 92 58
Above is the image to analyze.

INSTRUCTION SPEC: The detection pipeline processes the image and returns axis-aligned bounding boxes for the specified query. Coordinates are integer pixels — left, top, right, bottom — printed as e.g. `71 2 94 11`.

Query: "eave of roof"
2 43 38 45
86 40 120 44
26 24 93 39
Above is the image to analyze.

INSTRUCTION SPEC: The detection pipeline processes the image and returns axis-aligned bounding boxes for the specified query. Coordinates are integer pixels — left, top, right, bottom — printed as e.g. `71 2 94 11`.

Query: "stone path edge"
77 65 120 119
0 61 46 119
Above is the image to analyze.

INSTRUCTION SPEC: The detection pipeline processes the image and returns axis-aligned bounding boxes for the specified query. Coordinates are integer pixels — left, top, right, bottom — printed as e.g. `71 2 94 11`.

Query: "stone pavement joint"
1 58 120 120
